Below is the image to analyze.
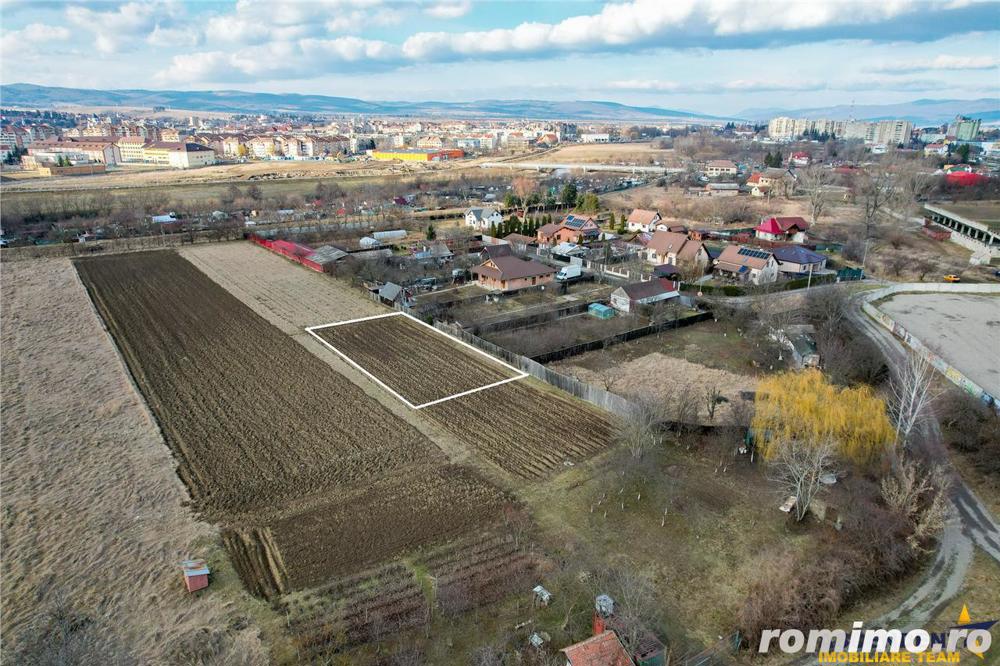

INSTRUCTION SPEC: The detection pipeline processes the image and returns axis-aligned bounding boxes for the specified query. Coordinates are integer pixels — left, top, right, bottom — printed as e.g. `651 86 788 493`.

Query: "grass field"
0 259 268 663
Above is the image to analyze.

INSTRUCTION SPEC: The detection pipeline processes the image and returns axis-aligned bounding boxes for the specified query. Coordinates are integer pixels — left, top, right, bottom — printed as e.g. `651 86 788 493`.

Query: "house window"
531 277 536 285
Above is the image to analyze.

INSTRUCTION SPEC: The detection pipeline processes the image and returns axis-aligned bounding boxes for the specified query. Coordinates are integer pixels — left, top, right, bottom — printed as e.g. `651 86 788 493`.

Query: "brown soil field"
75 250 439 516
267 464 510 588
313 313 522 406
180 241 384 334
423 381 613 478
0 259 266 663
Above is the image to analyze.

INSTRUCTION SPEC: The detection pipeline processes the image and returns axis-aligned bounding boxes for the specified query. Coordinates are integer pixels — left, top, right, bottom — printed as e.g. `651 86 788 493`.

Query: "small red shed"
181 559 210 593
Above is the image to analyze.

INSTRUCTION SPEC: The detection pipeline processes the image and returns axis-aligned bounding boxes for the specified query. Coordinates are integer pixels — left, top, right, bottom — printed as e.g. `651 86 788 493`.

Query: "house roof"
481 244 513 259
676 239 705 261
756 216 810 235
646 231 689 255
772 245 826 264
503 233 535 245
378 282 403 300
618 279 676 301
715 244 773 271
538 222 563 236
466 206 499 221
562 214 597 229
472 255 555 281
561 630 634 666
626 209 660 227
706 159 737 168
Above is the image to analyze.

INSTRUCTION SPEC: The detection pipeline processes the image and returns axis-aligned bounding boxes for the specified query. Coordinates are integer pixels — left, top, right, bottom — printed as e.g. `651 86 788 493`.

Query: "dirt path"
0 259 266 663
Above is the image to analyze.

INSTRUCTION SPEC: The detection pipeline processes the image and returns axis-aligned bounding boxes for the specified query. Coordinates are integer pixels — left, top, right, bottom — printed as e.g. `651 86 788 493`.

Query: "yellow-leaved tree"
752 369 895 466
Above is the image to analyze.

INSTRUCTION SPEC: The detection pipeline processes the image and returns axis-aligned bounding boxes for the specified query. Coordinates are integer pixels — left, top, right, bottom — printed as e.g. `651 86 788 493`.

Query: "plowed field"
423 381 613 478
75 251 436 516
312 313 522 406
74 250 512 609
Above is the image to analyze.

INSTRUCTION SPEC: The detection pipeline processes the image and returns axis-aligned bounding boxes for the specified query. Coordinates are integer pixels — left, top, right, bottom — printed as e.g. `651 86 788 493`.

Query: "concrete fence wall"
863 283 1000 409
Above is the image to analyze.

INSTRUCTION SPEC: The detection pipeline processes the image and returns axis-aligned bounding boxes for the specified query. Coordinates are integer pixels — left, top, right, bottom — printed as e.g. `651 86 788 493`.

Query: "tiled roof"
626 209 660 226
472 255 554 280
561 631 634 666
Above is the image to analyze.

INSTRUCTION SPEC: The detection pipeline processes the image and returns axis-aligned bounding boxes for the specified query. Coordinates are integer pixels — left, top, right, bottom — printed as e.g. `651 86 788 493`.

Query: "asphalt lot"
879 293 1000 396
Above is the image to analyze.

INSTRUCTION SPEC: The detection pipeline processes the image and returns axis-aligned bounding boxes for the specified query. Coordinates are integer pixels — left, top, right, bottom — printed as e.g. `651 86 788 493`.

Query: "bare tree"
768 439 836 522
615 396 666 459
704 386 723 421
799 166 833 224
880 458 951 552
595 565 659 655
857 166 899 243
888 353 938 449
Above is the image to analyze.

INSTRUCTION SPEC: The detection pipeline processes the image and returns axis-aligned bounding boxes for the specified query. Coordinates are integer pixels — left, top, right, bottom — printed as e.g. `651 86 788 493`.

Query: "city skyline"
2 0 998 116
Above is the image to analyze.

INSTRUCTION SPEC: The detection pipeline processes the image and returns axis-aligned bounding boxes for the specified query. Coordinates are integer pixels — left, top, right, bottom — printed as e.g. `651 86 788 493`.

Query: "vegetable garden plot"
308 312 527 408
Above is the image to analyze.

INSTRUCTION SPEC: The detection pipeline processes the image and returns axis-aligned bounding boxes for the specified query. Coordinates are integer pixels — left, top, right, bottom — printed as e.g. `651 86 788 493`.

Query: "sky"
1 0 999 116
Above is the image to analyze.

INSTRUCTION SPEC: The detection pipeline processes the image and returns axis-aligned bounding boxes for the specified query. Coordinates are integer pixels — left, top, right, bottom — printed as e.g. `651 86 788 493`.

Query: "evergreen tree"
560 182 578 206
426 224 436 240
489 222 498 238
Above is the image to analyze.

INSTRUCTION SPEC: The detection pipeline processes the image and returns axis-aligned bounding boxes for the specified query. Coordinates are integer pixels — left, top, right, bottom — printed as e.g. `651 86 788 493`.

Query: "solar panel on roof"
737 247 770 259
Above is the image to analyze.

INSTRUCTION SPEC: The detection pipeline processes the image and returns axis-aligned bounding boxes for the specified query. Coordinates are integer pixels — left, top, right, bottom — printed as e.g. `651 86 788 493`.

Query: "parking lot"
879 293 1000 396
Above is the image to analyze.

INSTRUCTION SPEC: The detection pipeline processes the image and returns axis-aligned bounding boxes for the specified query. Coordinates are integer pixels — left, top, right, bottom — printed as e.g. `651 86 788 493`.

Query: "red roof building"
561 630 635 666
754 216 810 242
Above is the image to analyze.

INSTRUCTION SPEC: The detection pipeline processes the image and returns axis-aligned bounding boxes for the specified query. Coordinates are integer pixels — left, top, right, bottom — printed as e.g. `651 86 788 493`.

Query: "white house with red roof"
755 216 810 243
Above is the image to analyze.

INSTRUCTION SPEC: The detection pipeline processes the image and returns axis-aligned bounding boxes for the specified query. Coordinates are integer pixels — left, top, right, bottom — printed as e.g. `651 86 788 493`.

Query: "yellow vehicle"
943 274 961 283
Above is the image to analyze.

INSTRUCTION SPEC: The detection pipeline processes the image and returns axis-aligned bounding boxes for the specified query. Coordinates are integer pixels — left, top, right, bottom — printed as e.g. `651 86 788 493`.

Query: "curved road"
847 289 1000 629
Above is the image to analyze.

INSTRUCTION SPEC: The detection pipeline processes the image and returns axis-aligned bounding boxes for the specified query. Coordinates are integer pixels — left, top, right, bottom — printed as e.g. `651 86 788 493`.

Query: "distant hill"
738 98 1000 126
0 83 729 121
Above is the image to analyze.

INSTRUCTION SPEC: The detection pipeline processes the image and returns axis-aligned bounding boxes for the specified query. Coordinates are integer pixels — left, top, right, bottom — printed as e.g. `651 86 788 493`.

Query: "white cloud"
424 1 472 19
1 22 72 58
65 0 184 54
607 75 945 94
871 54 1000 72
155 36 401 84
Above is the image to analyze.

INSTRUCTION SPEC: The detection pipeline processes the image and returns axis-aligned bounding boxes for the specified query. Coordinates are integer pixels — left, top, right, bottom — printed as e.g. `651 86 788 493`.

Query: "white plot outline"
305 311 527 409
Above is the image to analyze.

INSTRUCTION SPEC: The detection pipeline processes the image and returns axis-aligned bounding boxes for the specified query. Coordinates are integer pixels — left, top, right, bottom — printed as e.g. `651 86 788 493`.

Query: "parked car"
943 274 961 283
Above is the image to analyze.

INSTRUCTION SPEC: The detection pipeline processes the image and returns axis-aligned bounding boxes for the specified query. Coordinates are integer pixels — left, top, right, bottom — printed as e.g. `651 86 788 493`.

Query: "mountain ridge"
0 83 726 121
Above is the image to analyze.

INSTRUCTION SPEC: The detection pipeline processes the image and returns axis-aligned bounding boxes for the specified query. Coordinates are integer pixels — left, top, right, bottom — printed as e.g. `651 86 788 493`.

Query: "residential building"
755 216 810 243
580 133 610 143
789 151 810 166
948 116 981 141
470 255 555 291
772 245 828 275
537 214 601 244
705 159 737 177
610 279 679 313
160 128 182 142
644 230 707 266
924 143 949 157
707 182 740 197
115 136 147 163
713 245 779 284
27 138 120 165
465 206 503 230
248 136 278 158
142 142 216 168
625 209 662 233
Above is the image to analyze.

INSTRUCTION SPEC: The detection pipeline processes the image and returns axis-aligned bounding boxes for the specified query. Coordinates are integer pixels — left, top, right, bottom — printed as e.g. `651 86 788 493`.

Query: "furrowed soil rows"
314 313 521 406
423 381 613 478
267 465 511 588
74 250 437 515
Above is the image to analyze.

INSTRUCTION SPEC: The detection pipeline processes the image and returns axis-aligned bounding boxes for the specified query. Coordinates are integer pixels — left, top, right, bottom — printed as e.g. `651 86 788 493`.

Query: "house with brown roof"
561 630 634 666
625 209 662 233
643 230 708 267
610 278 679 313
713 245 778 284
705 159 738 177
471 255 555 291
537 214 602 245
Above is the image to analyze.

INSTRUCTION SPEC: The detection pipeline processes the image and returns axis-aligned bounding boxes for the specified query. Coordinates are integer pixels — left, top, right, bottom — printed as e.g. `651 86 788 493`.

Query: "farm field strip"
307 311 527 409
